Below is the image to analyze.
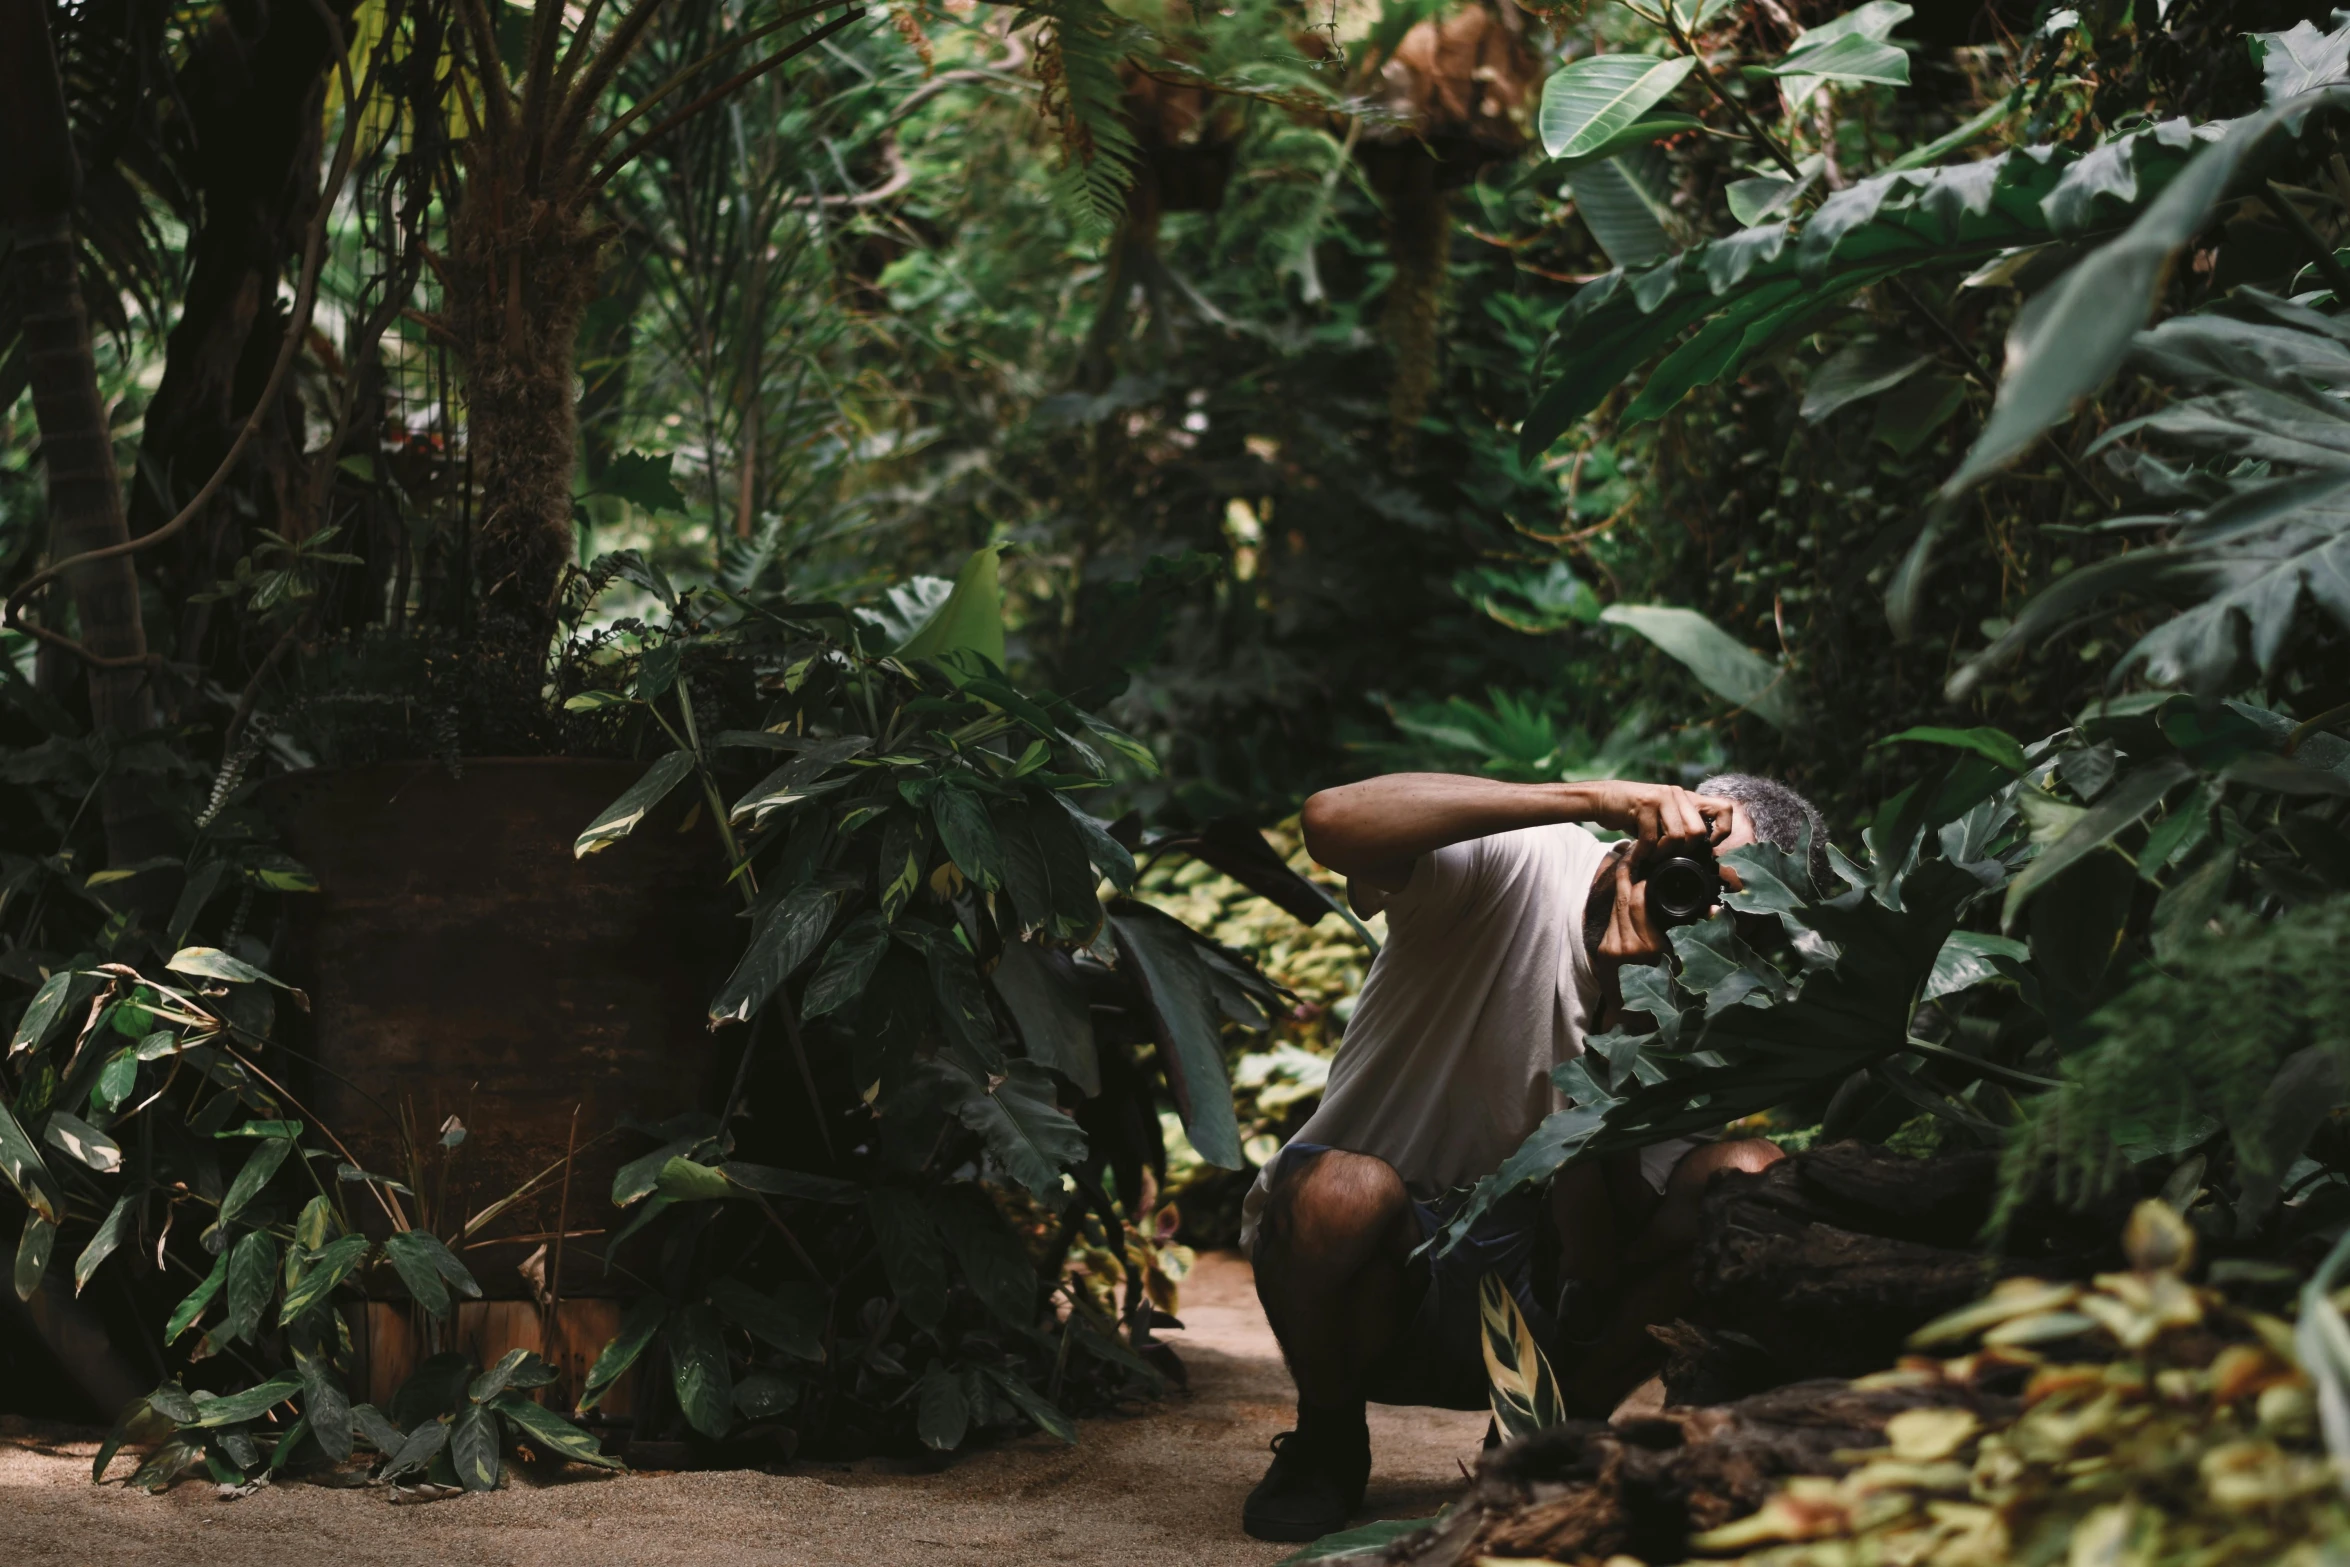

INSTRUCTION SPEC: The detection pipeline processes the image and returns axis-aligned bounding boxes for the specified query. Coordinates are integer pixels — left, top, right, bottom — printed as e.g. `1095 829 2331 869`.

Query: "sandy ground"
0 1251 1488 1567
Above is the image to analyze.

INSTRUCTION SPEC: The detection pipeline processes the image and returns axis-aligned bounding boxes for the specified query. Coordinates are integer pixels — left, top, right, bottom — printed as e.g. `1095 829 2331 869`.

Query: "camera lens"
1645 855 1718 925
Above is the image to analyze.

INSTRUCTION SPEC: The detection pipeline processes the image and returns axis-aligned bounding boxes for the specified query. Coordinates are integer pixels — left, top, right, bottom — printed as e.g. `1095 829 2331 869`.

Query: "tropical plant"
4 946 620 1493
536 544 1298 1451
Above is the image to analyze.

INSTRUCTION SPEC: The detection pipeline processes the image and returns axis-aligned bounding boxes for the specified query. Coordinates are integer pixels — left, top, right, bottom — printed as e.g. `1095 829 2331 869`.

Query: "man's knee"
1259 1150 1412 1259
1665 1136 1784 1198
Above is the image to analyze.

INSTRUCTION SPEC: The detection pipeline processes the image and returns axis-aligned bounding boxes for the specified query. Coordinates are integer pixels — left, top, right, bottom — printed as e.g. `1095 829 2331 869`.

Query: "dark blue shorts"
1276 1143 1559 1412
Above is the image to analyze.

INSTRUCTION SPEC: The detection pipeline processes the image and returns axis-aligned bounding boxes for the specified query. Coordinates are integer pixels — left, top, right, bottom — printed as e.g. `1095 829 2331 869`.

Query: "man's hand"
1595 845 1666 968
1584 782 1739 869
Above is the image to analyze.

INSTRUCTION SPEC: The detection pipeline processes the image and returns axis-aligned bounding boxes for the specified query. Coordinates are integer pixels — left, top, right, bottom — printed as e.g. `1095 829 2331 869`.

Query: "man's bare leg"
1551 1139 1785 1415
1245 1149 1418 1540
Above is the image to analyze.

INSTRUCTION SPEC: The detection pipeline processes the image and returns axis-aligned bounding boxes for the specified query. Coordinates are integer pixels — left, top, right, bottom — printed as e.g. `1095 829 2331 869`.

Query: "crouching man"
1239 772 1828 1542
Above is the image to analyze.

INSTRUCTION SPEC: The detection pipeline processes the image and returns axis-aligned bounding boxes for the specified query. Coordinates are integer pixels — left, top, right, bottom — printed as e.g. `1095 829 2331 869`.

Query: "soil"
0 1251 1489 1567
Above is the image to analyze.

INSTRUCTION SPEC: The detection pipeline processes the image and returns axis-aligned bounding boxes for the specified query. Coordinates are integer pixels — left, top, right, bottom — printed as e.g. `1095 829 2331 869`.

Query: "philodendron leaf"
1923 930 2031 1002
1600 604 1804 731
1801 337 1932 421
382 1229 481 1318
219 1230 279 1344
1772 1 1914 109
1945 90 2350 495
296 1347 355 1463
572 750 696 858
2002 760 2194 928
1539 53 1697 160
2253 18 2350 103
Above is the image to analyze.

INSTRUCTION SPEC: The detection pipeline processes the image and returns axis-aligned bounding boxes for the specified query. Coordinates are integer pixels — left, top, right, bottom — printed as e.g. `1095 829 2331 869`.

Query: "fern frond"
1478 1271 1568 1441
1999 894 2350 1225
1021 0 1143 240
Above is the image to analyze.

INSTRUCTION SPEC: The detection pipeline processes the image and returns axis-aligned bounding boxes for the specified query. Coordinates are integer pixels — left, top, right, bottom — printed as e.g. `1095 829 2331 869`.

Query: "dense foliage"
6 0 2350 1504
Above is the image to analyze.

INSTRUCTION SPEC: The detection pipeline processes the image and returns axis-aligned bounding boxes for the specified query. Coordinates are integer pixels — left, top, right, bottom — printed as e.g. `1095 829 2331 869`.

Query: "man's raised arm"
1299 774 1737 895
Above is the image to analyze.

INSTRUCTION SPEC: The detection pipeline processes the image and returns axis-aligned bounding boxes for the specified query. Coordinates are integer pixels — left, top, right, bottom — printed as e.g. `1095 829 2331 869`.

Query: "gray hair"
1700 773 1832 887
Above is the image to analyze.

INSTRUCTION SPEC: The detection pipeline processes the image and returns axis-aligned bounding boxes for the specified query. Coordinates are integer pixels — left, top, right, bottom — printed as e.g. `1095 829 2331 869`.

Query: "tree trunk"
0 0 159 870
442 163 603 658
128 0 344 691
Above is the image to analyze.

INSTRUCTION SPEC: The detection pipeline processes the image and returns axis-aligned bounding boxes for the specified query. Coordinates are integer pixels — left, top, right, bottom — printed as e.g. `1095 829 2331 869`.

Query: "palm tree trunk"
2 0 160 864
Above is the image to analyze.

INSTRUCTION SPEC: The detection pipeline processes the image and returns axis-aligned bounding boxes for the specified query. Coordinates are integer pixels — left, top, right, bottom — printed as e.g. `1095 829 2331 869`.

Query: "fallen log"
1378 1373 2023 1566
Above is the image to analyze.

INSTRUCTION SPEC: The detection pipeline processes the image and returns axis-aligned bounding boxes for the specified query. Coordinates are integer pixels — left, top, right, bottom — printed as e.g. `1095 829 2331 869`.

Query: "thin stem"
1901 1035 2063 1091
1668 11 1803 180
2263 178 2350 305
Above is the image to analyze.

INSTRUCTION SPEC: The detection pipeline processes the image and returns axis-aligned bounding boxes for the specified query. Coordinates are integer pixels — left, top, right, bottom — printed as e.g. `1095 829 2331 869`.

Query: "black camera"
1642 848 1721 928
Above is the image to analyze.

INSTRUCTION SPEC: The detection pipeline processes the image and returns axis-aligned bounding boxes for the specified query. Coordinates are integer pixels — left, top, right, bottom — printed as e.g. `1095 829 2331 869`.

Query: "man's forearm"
1299 774 1614 882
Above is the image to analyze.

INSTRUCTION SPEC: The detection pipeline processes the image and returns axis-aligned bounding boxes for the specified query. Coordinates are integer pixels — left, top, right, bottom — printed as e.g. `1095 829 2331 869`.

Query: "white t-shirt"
1237 822 1611 1248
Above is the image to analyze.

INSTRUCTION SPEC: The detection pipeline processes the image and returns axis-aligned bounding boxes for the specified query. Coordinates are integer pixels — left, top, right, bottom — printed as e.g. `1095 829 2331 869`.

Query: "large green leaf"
219 1230 279 1343
1538 54 1696 161
191 1375 302 1427
493 1393 621 1468
72 1193 135 1296
1107 901 1243 1169
1519 117 2222 460
931 782 1006 891
992 796 1104 942
278 1233 370 1324
382 1229 481 1318
580 1297 665 1412
572 750 696 858
989 938 1100 1096
0 1097 62 1224
935 1057 1090 1201
1565 152 1674 269
15 1211 55 1301
1801 337 1932 422
2001 761 2194 927
866 1187 948 1328
667 1302 735 1438
1771 1 1913 108
727 735 870 825
43 1109 120 1173
9 971 77 1056
801 912 891 1018
977 1365 1076 1444
1946 92 2349 494
930 1185 1040 1330
709 1275 825 1361
296 1347 355 1463
709 882 842 1025
896 544 1006 667
217 1136 292 1228
915 1363 970 1451
450 1402 502 1491
1599 604 1803 730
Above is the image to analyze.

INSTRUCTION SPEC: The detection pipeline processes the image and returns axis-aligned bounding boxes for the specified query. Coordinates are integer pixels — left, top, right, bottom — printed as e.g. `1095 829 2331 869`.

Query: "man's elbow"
1299 787 1355 872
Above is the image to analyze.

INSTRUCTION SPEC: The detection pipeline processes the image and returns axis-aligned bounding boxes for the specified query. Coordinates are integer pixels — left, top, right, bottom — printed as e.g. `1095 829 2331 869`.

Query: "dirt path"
0 1252 1487 1566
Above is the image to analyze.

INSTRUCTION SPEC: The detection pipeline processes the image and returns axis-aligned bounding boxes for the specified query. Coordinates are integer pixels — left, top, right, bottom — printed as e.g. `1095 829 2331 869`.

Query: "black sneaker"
1242 1428 1371 1543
